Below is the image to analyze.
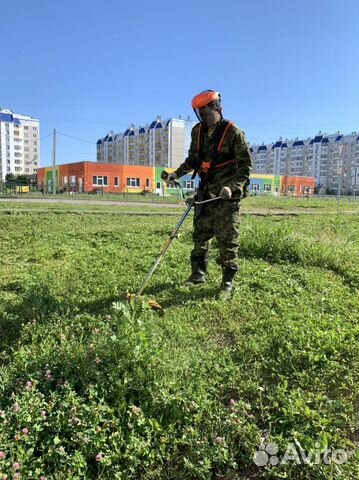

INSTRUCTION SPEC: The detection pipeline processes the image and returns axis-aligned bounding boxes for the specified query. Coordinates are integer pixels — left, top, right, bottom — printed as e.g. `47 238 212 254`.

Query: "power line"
40 133 53 140
57 131 97 145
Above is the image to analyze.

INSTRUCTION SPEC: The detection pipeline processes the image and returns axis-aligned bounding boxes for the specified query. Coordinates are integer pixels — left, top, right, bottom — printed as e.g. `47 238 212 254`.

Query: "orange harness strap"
197 124 202 152
217 121 233 152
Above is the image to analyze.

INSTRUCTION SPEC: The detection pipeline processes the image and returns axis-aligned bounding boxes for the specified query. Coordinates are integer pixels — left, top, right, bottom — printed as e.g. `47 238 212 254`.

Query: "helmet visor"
193 103 221 125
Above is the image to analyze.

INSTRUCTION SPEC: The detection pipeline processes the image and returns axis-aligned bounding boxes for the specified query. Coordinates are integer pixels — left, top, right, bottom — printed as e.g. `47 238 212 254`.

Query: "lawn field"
0 203 359 479
1 192 359 213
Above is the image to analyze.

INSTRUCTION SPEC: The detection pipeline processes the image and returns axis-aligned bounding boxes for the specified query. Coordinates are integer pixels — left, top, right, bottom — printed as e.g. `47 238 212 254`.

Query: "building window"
251 183 260 191
63 176 68 185
146 178 150 188
126 178 140 187
264 184 272 191
288 185 295 192
304 186 311 193
184 180 194 189
114 176 119 187
93 176 108 186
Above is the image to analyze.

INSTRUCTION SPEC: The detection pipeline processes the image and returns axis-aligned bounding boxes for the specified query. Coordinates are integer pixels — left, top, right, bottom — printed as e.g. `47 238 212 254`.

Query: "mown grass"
1 192 359 212
0 205 358 479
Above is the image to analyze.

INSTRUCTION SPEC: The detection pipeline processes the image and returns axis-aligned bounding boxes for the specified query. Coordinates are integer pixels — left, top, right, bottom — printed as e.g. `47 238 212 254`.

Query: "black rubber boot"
218 267 237 300
185 256 208 285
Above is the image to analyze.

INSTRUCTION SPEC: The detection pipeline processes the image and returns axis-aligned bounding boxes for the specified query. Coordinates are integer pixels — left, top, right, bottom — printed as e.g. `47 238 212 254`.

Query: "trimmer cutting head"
126 292 164 314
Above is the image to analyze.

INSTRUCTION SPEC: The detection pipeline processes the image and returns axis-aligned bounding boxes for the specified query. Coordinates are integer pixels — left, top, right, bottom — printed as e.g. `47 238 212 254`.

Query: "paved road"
0 197 181 208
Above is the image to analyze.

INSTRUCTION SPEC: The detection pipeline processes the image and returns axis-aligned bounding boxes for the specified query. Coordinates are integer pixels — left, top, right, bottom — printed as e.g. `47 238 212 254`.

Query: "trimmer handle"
160 170 181 188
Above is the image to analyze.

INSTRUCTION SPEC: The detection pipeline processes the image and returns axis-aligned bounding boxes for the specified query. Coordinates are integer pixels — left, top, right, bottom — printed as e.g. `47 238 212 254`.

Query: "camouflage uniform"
174 119 252 271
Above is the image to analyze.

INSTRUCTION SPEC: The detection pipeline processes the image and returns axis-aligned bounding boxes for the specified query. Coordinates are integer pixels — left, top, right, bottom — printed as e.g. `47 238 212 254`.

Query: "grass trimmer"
127 174 222 312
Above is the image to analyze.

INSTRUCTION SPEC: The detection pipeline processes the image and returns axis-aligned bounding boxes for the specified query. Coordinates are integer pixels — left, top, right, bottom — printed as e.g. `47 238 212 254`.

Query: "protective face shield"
192 90 222 126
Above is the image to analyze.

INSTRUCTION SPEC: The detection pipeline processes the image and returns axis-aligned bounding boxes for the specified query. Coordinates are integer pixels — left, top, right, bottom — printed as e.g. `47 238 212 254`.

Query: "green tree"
5 173 17 188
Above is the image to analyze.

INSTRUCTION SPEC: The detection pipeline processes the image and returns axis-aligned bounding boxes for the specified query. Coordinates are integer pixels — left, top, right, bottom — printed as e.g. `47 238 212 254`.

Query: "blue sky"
2 0 358 167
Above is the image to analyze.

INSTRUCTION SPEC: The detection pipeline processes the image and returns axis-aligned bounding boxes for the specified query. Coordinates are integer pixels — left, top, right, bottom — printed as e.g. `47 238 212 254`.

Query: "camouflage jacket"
175 119 252 200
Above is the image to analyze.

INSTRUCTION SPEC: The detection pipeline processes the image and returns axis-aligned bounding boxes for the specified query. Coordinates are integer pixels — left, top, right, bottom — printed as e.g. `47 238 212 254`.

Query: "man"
163 90 252 300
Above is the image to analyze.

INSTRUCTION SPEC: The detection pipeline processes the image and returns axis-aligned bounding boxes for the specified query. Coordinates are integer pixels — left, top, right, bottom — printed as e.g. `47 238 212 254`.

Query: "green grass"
0 205 358 479
1 192 359 213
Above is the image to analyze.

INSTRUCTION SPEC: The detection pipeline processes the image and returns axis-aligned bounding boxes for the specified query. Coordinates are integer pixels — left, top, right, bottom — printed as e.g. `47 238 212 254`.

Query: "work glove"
160 170 177 182
219 186 232 200
167 172 177 182
185 196 196 207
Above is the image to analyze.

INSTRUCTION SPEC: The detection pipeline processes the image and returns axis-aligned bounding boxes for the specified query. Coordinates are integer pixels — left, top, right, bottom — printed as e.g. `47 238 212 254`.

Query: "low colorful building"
37 162 315 196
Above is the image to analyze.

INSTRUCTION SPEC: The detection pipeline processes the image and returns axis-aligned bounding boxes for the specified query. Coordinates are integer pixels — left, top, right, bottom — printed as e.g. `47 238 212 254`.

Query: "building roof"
96 139 103 145
155 122 162 129
149 121 157 129
123 129 130 136
0 113 13 122
281 143 288 148
313 135 323 143
292 140 304 146
13 117 21 125
129 130 135 136
335 135 343 141
139 127 146 134
322 137 330 143
272 141 282 149
257 145 267 152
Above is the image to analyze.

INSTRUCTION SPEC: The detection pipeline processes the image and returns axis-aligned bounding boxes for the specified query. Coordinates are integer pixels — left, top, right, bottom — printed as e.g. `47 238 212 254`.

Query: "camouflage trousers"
191 199 241 271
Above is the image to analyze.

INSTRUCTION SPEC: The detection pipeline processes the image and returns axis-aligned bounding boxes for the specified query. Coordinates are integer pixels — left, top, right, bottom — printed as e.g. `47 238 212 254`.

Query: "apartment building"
0 108 40 180
251 132 359 194
97 116 195 169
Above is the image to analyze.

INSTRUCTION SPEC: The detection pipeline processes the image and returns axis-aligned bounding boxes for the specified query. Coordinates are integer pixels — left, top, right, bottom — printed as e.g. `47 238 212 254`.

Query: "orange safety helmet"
191 90 222 124
192 90 221 109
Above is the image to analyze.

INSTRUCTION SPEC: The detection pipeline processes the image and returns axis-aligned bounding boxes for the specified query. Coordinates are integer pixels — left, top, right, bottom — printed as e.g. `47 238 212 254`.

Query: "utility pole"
52 128 57 194
337 144 344 213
